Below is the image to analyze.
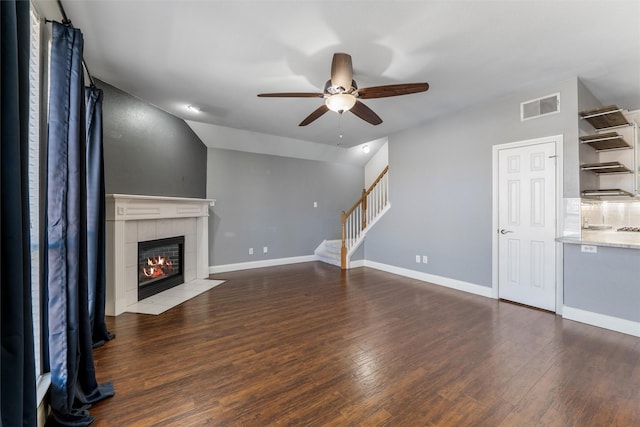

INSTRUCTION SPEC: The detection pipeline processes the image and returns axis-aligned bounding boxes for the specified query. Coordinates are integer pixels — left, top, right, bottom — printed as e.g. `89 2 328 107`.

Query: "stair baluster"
340 166 389 269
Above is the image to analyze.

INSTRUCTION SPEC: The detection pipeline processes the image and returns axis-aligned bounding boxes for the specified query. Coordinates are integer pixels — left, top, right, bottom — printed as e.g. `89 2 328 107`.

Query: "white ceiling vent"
521 93 560 121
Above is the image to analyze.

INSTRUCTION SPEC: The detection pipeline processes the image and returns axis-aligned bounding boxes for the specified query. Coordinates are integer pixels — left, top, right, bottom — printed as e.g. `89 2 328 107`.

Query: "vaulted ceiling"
35 1 640 149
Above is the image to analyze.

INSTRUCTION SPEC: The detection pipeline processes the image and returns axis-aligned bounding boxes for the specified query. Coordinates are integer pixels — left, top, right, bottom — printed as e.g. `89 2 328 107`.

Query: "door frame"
491 135 564 314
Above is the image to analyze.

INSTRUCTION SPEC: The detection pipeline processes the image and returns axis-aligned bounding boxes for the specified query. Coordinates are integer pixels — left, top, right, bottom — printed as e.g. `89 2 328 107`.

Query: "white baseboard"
349 259 365 268
209 255 317 274
364 260 494 299
562 306 640 337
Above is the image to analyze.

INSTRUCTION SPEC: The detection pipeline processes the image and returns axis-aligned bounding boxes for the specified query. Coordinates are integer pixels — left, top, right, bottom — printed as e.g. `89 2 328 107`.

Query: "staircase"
316 166 390 269
314 240 342 267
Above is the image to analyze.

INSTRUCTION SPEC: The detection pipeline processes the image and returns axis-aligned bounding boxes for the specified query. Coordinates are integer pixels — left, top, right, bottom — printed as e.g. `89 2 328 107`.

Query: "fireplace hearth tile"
125 302 169 316
124 279 225 315
163 291 201 302
138 293 183 307
182 280 220 292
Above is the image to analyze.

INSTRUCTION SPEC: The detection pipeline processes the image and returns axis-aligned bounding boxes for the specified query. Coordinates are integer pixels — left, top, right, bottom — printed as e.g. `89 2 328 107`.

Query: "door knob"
500 229 513 234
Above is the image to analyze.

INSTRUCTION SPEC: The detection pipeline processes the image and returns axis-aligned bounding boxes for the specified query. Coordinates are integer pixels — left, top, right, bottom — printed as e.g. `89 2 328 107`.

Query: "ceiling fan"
258 53 429 126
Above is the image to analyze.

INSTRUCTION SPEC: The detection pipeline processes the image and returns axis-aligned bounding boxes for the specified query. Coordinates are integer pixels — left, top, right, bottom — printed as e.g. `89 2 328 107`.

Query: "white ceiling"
35 0 640 149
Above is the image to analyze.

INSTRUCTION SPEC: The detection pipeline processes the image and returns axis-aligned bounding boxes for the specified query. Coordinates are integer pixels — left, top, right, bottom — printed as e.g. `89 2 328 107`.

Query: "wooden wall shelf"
581 189 634 198
579 132 631 151
579 105 630 129
580 161 632 174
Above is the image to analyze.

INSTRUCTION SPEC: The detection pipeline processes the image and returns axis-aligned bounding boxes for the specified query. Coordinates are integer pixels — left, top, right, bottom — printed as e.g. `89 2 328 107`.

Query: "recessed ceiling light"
187 104 200 113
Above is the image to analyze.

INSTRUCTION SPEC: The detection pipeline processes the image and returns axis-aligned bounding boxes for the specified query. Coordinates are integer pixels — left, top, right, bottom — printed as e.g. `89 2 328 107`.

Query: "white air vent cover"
521 93 560 121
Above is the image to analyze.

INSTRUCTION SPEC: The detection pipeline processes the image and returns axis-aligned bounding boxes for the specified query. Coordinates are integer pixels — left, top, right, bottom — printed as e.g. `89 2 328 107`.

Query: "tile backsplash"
581 199 640 229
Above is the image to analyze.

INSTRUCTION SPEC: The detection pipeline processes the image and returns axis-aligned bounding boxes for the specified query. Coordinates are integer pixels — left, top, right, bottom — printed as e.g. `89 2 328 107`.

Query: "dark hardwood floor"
90 262 640 426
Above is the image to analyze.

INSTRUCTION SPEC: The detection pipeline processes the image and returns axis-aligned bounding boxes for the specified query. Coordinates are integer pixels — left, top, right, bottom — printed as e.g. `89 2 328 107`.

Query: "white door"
498 141 556 311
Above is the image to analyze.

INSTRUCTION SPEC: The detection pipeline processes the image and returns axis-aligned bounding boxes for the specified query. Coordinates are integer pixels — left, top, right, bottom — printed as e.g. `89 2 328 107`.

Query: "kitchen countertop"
557 229 640 249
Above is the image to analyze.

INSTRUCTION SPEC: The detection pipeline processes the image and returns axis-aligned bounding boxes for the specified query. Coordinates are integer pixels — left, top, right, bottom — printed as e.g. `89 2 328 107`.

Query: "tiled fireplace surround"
106 194 213 316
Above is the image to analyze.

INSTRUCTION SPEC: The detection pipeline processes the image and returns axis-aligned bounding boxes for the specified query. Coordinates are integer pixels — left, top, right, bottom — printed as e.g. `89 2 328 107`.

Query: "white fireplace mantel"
106 193 215 221
105 194 214 316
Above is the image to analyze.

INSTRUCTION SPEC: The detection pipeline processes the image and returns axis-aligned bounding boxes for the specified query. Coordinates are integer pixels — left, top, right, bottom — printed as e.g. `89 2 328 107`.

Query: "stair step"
314 240 342 267
323 241 341 255
316 254 340 267
316 248 340 259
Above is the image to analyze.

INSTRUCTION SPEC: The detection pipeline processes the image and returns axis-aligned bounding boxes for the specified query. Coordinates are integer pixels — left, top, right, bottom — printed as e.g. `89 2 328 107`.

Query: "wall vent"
521 93 560 121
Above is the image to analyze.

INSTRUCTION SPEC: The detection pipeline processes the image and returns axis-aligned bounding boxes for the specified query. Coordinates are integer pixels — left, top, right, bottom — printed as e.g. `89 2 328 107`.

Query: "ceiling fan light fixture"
325 94 356 113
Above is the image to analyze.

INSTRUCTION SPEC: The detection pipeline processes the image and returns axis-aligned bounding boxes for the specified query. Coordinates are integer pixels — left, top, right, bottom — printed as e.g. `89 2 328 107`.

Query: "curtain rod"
45 0 96 87
56 0 70 24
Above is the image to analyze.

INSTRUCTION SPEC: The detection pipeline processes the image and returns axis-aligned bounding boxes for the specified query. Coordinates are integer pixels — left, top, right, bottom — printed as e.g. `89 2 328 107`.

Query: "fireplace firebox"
138 236 184 300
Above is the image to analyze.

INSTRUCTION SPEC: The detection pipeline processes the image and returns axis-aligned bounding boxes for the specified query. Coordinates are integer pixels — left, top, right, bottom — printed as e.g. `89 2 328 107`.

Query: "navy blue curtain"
1 1 38 425
46 22 114 427
85 86 114 348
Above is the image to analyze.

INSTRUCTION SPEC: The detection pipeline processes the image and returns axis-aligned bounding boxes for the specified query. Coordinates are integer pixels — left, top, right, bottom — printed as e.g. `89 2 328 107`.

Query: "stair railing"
341 166 389 269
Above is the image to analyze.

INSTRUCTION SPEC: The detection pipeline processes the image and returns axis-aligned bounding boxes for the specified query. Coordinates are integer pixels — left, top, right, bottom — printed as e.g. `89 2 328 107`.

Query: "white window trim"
29 2 51 406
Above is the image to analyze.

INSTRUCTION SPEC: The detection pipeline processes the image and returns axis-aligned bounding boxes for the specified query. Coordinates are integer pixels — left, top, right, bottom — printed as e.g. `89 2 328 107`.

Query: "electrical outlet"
422 255 428 264
263 246 268 254
313 201 318 208
581 245 597 254
249 248 253 255
415 255 421 263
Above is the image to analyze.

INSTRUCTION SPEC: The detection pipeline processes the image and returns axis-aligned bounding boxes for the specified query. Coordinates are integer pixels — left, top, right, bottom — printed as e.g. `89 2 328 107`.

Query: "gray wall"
207 148 363 265
564 244 640 322
365 78 580 287
98 79 207 198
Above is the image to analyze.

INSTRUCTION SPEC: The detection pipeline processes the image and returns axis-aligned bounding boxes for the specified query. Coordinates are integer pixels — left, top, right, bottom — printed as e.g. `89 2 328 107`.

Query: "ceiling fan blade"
257 92 324 98
356 83 429 99
299 104 329 126
350 100 383 125
330 53 353 90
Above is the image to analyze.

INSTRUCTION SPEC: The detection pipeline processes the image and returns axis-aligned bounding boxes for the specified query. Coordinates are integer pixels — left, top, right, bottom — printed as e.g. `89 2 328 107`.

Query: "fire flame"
142 256 173 278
